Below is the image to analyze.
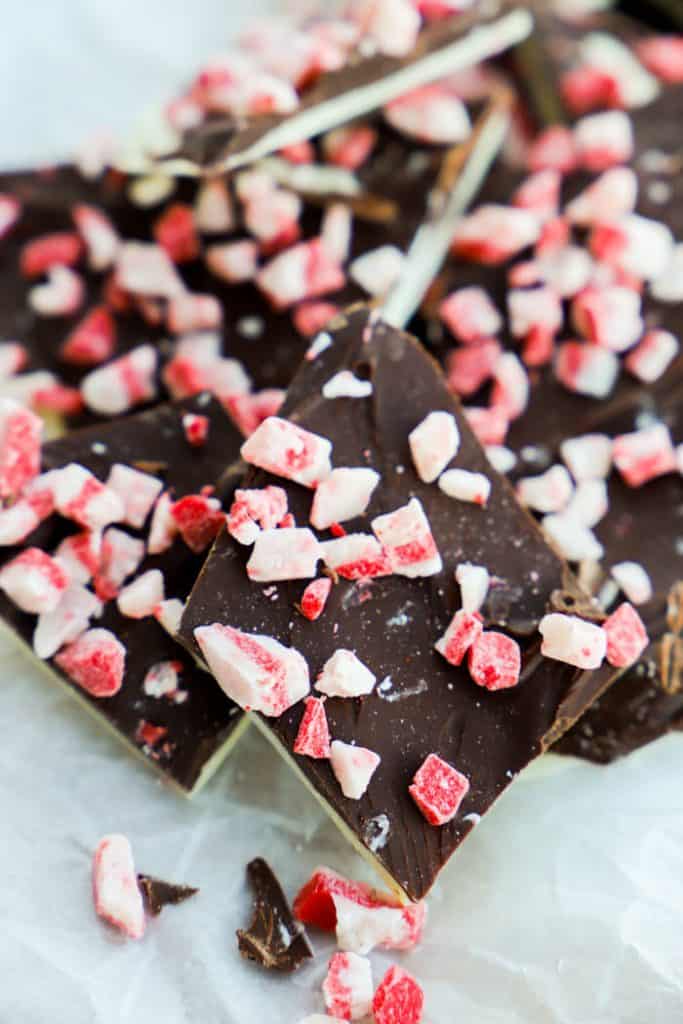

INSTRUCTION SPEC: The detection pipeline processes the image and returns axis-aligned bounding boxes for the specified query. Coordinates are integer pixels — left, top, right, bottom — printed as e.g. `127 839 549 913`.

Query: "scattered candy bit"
33 583 101 660
560 433 612 481
21 232 82 277
115 241 184 298
636 36 683 84
610 561 653 606
293 695 331 758
490 352 529 421
257 238 344 309
117 569 165 619
438 468 491 506
293 866 395 931
517 464 574 514
323 124 377 169
60 306 116 366
0 398 42 498
29 265 84 317
311 467 379 530
384 83 470 144
52 463 125 531
206 240 259 283
81 345 158 416
55 628 126 697
527 125 578 174
0 193 21 240
539 613 606 669
330 740 380 800
241 416 332 488
409 752 470 826
322 371 373 400
542 512 604 562
293 301 340 338
452 205 540 265
349 245 404 297
194 177 234 233
624 329 679 383
468 631 521 690
94 528 145 600
72 203 120 271
92 834 145 940
319 533 391 579
372 965 424 1024
167 293 222 334
371 498 442 577
409 411 459 484
300 578 332 622
612 423 677 487
182 412 210 446
246 527 321 582
555 341 619 399
0 547 70 614
455 563 489 614
316 649 376 699
435 609 483 667
565 167 638 226
573 110 634 171
563 478 608 528
171 493 225 553
106 464 163 529
323 952 373 1021
603 602 649 668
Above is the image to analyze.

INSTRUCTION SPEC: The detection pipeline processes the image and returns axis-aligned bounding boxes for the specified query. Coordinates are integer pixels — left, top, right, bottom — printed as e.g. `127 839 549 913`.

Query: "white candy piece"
491 352 529 420
92 834 146 940
625 329 679 383
610 561 653 605
385 85 471 144
517 465 574 514
560 434 613 481
316 649 376 698
322 371 373 399
333 894 416 955
439 285 503 343
155 598 185 637
81 345 158 416
329 740 380 800
117 569 165 619
310 467 380 530
579 32 660 109
206 240 259 283
194 623 310 716
115 241 184 297
144 660 181 698
409 411 460 484
539 613 607 669
573 110 634 167
507 286 562 338
241 417 332 488
573 285 643 354
371 497 442 577
349 245 403 296
97 528 145 595
147 492 178 555
0 501 40 545
321 203 353 263
28 266 83 317
485 445 516 474
51 464 125 530
194 178 235 234
0 549 69 614
363 0 420 57
319 533 389 576
537 245 594 299
323 952 373 1021
246 528 321 582
106 464 163 529
438 468 491 506
542 513 605 562
33 583 101 660
566 167 638 226
455 563 490 614
564 479 608 528
73 205 120 271
609 214 674 281
650 243 683 303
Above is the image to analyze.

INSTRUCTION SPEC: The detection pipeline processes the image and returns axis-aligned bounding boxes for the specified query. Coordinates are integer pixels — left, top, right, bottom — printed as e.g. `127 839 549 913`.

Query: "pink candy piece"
371 498 442 578
561 65 619 114
555 341 619 399
300 577 332 622
323 952 373 1021
117 569 165 619
612 423 677 487
311 467 379 530
372 965 424 1024
438 468 491 506
182 413 210 447
463 406 509 446
244 187 301 253
54 530 102 584
439 285 502 344
323 123 377 170
247 527 321 582
517 464 574 514
115 241 184 298
194 623 310 716
92 834 145 939
29 265 84 317
33 582 101 660
72 203 120 271
0 398 42 499
316 649 376 699
148 492 177 555
592 214 673 282
55 627 126 696
435 609 483 667
468 631 521 690
21 231 82 277
446 340 502 397
490 352 529 422
293 301 339 338
527 125 578 174
194 178 235 234
572 285 643 353
508 286 562 340
539 613 607 670
60 306 116 366
0 193 21 240
409 752 470 826
349 245 403 297
408 411 459 484
94 528 145 600
226 389 285 438
167 294 222 334
636 36 683 83
227 486 288 545
241 416 332 488
293 695 331 758
624 329 679 383
206 240 259 283
171 494 224 553
565 167 638 226
106 464 163 529
452 205 540 265
603 602 649 668
52 463 125 531
358 0 421 57
611 561 653 606
0 500 41 546
0 547 70 614
333 894 426 956
257 238 344 309
573 110 634 171
154 203 199 264
330 740 380 800
319 533 391 579
384 83 470 144
81 345 158 416
512 169 561 221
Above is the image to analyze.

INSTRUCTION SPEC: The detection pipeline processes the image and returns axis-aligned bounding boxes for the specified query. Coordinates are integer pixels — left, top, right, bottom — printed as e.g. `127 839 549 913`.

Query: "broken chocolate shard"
236 858 313 972
180 308 618 901
137 874 199 916
161 4 532 175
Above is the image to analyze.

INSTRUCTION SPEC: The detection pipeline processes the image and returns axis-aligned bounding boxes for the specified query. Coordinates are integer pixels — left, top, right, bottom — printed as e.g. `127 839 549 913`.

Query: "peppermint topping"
436 609 483 667
624 329 679 383
409 752 470 826
349 245 404 297
92 834 145 940
455 562 490 614
171 493 225 552
610 561 653 606
409 411 459 484
55 627 126 697
555 341 619 399
603 602 649 667
311 468 379 530
323 952 373 1021
539 613 606 669
560 434 613 481
316 649 376 699
246 527 321 582
94 528 145 600
0 547 70 614
293 695 331 758
0 399 42 498
81 345 158 416
452 205 540 265
106 464 163 529
60 306 116 366
33 583 101 660
438 468 491 506
319 533 391 579
517 465 574 514
612 423 677 487
371 498 442 577
439 285 503 344
384 82 471 144
468 631 521 690
52 464 125 530
299 577 332 621
227 486 288 545
206 240 259 283
329 740 380 800
372 966 424 1024
573 110 634 171
117 569 165 619
241 417 333 488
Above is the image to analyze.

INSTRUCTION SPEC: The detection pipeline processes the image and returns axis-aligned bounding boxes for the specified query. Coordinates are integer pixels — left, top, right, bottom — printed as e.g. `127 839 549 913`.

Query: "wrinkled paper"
1 2 683 1020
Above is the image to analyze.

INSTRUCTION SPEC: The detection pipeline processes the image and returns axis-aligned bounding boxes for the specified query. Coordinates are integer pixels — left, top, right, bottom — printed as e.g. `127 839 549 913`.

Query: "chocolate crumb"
236 858 313 972
137 874 199 916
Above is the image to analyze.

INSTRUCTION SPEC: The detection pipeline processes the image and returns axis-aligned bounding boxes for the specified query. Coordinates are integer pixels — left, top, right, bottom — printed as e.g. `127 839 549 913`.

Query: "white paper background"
1 3 682 1021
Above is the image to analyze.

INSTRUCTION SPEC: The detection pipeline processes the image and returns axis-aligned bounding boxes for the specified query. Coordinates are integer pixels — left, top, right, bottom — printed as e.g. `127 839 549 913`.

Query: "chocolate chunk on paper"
237 858 313 972
138 874 199 916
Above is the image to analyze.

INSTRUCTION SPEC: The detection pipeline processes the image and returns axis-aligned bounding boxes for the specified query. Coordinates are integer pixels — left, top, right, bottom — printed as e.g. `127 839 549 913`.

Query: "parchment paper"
1 3 682 1020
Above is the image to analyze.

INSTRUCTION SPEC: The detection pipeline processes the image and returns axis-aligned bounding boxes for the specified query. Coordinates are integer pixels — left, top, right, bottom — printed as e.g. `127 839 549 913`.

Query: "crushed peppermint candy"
33 583 101 660
409 411 459 484
371 498 442 577
438 468 491 506
610 561 653 606
452 205 540 265
349 245 404 297
555 340 619 399
439 286 502 344
539 613 606 669
81 345 158 416
117 569 165 619
293 695 331 758
612 423 677 487
372 966 424 1024
299 577 332 621
171 494 225 553
311 468 379 530
560 434 612 481
468 631 521 690
246 527 321 582
455 563 490 614
435 609 483 667
241 416 332 488
0 547 70 614
316 649 376 699
573 110 634 171
0 398 42 498
517 464 574 514
624 329 679 383
92 834 145 940
319 533 391 579
409 753 470 826
603 602 649 668
329 740 380 800
55 627 126 697
106 464 163 529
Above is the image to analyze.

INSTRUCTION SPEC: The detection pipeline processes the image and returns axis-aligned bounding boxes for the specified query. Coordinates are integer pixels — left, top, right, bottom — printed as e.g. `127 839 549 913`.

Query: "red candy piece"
468 631 521 690
20 232 82 277
636 36 683 84
561 66 618 114
324 124 377 169
0 399 42 498
603 602 649 668
435 609 483 667
300 577 332 621
182 412 209 447
293 866 399 931
463 406 509 446
372 965 424 1024
293 300 340 338
136 720 168 747
55 628 126 697
171 493 225 552
409 752 470 826
35 381 88 414
153 203 199 263
612 424 677 487
60 306 116 366
527 125 578 174
293 695 331 758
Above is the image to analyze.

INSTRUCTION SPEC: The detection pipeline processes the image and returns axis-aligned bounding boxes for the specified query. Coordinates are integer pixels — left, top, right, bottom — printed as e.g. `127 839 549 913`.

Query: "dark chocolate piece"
0 394 246 792
137 874 199 916
618 0 683 32
180 308 616 901
236 858 313 972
